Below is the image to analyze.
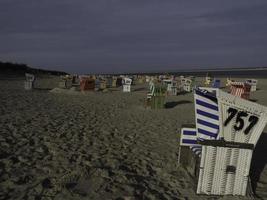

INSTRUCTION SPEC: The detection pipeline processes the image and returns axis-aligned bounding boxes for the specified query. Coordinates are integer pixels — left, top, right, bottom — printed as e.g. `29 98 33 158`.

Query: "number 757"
224 107 259 135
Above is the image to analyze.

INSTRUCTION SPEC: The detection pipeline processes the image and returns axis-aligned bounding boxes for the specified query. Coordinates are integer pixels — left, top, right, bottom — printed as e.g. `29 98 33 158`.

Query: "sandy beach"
0 76 267 200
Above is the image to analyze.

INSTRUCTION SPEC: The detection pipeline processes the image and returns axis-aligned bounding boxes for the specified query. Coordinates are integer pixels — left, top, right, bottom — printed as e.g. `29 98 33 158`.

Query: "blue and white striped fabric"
180 88 220 157
190 145 202 157
194 88 220 141
180 128 198 146
180 128 202 157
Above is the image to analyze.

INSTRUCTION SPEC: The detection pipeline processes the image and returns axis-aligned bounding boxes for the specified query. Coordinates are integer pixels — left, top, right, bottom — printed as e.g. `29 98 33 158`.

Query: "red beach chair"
230 82 251 100
80 77 95 91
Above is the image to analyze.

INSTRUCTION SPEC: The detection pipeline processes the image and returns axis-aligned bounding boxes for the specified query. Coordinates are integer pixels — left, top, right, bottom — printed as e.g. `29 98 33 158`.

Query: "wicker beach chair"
245 79 258 92
79 76 95 91
226 78 233 87
122 77 132 92
212 79 221 88
196 89 267 196
170 80 178 96
146 83 166 109
204 76 212 86
230 82 251 100
180 77 192 92
24 73 35 90
99 79 107 90
59 75 72 89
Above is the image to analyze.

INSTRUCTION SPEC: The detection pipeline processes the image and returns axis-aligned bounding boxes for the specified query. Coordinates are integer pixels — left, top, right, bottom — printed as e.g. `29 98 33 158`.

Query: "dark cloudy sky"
1 0 267 74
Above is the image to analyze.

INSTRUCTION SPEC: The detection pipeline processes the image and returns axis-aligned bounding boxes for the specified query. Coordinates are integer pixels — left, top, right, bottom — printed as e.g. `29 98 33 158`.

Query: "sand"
0 76 266 200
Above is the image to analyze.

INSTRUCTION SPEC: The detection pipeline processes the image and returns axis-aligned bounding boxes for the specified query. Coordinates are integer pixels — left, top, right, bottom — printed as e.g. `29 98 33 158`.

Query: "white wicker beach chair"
122 77 132 92
24 73 35 90
163 79 172 93
180 78 192 92
196 89 267 196
245 79 258 92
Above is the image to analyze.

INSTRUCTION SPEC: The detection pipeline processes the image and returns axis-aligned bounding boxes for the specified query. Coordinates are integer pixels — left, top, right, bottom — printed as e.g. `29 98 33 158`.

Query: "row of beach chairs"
24 73 133 92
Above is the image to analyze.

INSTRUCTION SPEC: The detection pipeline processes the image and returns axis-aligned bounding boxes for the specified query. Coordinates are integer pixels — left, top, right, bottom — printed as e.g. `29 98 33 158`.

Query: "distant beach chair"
122 77 132 92
116 77 123 87
99 79 107 90
230 82 251 100
170 80 178 96
143 76 148 83
245 79 258 92
112 77 117 87
79 76 95 91
226 78 233 87
163 79 177 95
71 75 80 86
24 73 35 90
145 82 166 109
204 76 212 86
180 77 192 92
147 81 155 99
106 77 112 88
137 76 145 84
212 79 221 88
59 75 72 89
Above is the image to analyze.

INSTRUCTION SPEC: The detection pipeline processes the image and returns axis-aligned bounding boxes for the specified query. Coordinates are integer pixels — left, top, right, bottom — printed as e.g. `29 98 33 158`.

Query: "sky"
1 0 267 74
